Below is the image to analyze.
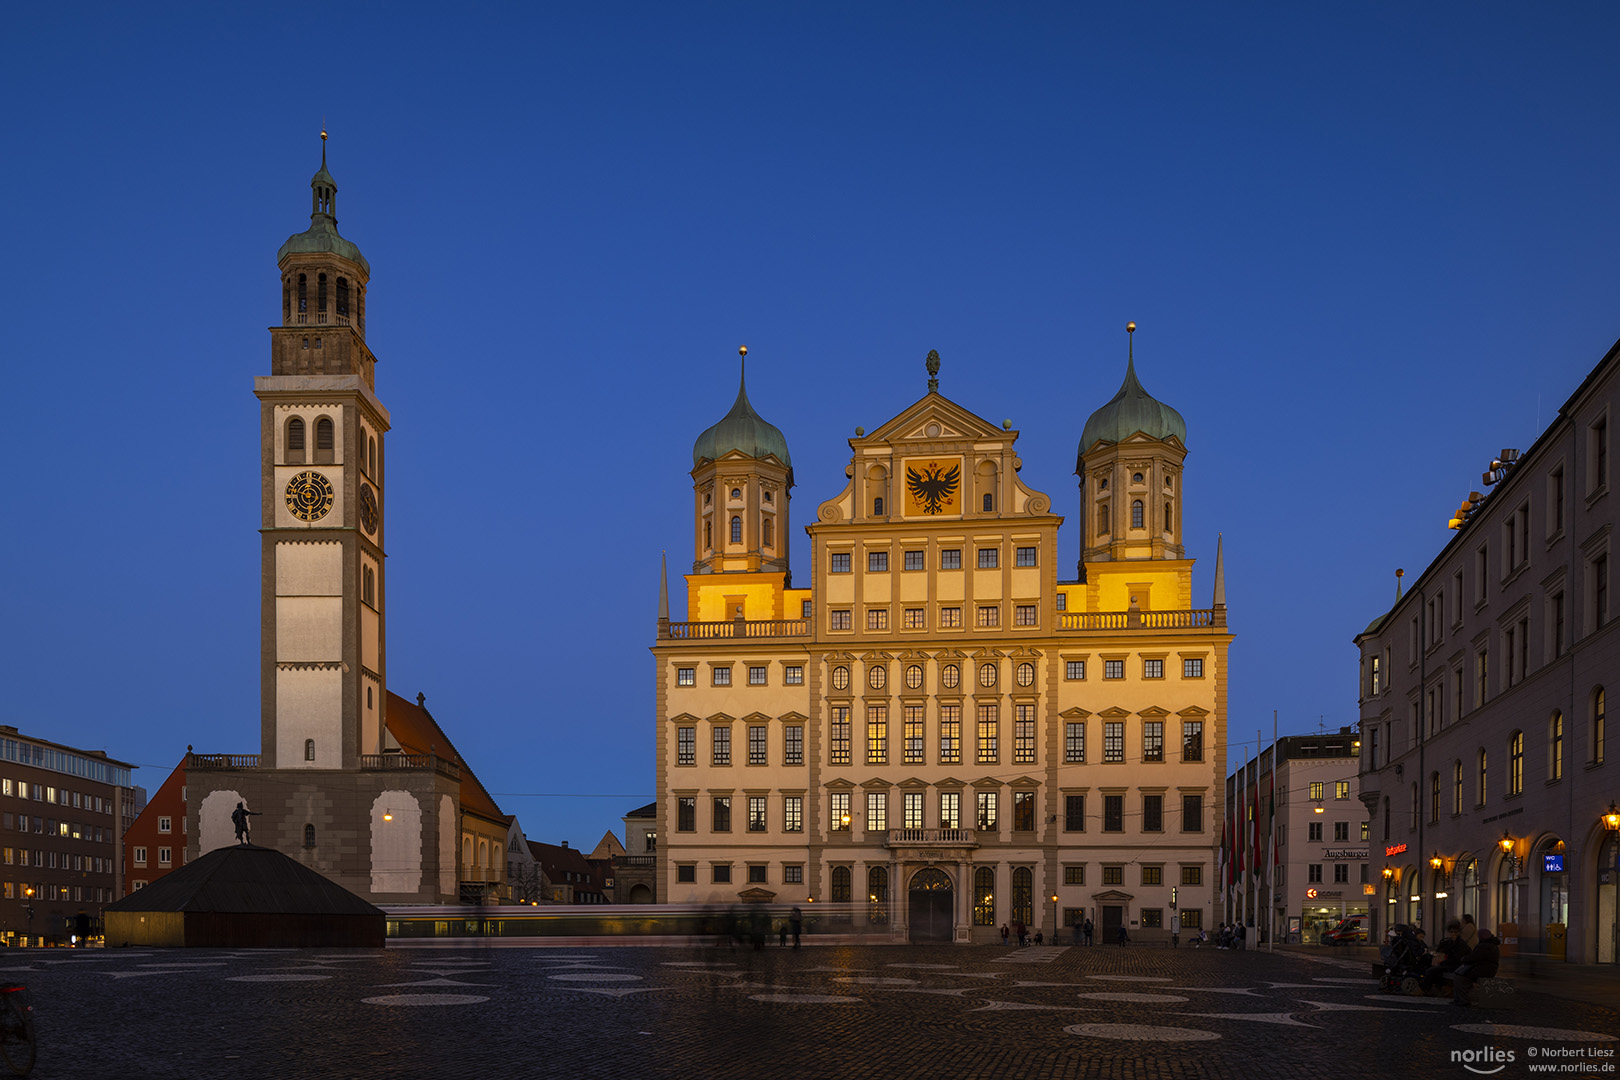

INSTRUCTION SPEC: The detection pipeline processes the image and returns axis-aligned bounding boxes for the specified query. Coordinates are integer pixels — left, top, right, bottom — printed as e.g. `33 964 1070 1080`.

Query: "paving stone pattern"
6 944 1617 1079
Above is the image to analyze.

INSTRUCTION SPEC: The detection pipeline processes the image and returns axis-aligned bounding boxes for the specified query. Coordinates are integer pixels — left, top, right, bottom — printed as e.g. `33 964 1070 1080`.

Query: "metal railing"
663 618 810 640
885 828 978 848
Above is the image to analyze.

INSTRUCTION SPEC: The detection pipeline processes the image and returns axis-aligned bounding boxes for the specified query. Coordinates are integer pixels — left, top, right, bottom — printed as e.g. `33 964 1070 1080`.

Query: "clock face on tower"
285 470 336 522
359 483 379 534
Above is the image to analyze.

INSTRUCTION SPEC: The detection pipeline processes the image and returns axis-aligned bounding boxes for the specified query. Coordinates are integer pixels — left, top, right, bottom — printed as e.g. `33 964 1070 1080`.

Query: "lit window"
712 728 731 766
677 667 695 686
784 665 803 685
979 663 998 687
941 663 960 688
748 726 768 765
868 665 887 690
677 727 695 766
784 726 803 765
1065 723 1085 763
1104 722 1124 762
1014 605 1037 626
831 666 850 691
748 797 767 832
1143 721 1163 762
867 608 889 630
783 797 803 832
831 792 851 831
1015 662 1035 687
939 606 962 628
905 664 923 689
903 608 926 629
976 605 1000 627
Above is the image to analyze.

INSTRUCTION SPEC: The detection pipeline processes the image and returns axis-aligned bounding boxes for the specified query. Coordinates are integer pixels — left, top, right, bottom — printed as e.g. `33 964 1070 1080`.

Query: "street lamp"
1429 853 1443 871
1603 803 1620 833
22 887 34 947
1050 894 1059 940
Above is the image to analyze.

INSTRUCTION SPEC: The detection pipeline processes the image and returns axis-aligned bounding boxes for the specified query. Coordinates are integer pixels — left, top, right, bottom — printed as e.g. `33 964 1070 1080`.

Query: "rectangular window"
1182 721 1204 762
977 704 999 764
977 548 999 569
1015 546 1038 567
1181 864 1203 886
676 864 696 883
975 791 997 830
785 725 804 766
1138 908 1162 929
1102 865 1123 886
677 798 696 832
1333 863 1349 883
1065 660 1086 680
1183 658 1203 678
1143 721 1164 762
712 728 731 766
712 797 731 832
867 608 889 630
866 705 888 764
677 667 695 687
903 608 926 629
829 707 851 765
783 796 803 833
869 551 889 572
1308 864 1323 883
1104 659 1124 680
784 664 804 685
867 792 887 832
939 705 962 764
1104 721 1124 762
939 606 962 628
1064 794 1085 831
903 705 925 764
903 791 923 829
830 552 851 574
783 864 803 884
1141 865 1162 886
1056 593 1067 611
712 667 731 687
904 550 925 571
1308 821 1323 842
747 865 768 884
677 727 696 766
1143 659 1164 679
713 865 732 884
134 846 147 866
940 549 962 570
1335 781 1350 800
1142 794 1163 832
748 726 768 765
976 605 1000 627
1103 794 1123 831
1309 781 1324 800
940 792 961 829
1012 791 1036 831
1065 722 1086 763
1014 704 1036 764
748 796 767 832
1014 604 1038 626
748 666 768 686
1064 865 1085 885
830 792 850 831
830 609 852 630
1182 793 1202 832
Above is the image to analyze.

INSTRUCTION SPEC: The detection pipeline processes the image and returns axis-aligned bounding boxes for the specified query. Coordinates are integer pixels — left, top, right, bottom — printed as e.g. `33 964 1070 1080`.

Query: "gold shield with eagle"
904 459 962 516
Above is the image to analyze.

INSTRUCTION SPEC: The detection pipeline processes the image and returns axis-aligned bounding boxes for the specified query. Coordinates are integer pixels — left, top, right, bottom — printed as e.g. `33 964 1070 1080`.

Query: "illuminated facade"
653 339 1232 943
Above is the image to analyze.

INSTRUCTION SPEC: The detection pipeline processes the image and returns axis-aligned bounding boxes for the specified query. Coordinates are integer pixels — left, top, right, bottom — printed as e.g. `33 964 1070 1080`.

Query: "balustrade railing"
186 754 261 770
360 753 461 781
614 855 656 868
1058 608 1222 631
663 618 809 640
886 828 977 847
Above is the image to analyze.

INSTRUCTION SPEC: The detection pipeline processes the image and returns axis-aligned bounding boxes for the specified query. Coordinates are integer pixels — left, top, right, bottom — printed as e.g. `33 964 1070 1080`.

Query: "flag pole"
1268 710 1278 953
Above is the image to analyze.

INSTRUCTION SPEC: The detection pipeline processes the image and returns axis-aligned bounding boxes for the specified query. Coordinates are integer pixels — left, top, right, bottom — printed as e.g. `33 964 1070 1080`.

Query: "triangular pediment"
1138 706 1170 719
741 711 772 723
1008 775 1040 789
1059 707 1092 720
860 390 1011 447
1176 706 1210 718
737 886 777 902
897 776 930 789
667 712 701 724
778 710 808 723
934 776 966 790
860 777 892 789
1097 707 1132 719
826 778 856 791
1092 889 1134 902
970 776 1003 789
705 712 736 724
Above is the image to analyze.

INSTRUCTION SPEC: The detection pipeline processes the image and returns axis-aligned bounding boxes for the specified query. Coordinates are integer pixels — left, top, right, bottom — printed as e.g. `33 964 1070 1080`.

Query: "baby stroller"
1379 925 1427 995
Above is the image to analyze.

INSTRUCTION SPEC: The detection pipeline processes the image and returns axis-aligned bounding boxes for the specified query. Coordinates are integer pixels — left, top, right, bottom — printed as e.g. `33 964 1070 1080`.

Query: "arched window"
1164 501 1173 532
462 836 473 868
297 274 307 313
1548 711 1563 781
1478 748 1488 805
1131 500 1144 529
831 865 852 902
730 516 742 544
1429 772 1440 824
973 866 995 925
874 497 884 516
1595 686 1607 765
868 866 889 924
1097 503 1110 536
369 436 377 476
479 839 489 869
1011 866 1033 926
362 566 375 607
304 738 315 761
303 823 315 848
336 277 349 317
762 517 773 548
282 278 291 323
1453 760 1463 815
287 417 306 454
1508 731 1524 795
317 272 328 313
704 521 712 549
315 418 334 464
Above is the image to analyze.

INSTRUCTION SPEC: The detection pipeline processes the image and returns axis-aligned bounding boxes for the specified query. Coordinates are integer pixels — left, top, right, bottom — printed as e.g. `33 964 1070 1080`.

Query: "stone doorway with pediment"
908 867 955 943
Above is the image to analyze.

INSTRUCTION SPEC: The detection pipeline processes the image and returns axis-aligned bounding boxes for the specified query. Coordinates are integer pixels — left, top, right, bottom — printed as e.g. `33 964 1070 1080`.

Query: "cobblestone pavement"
5 943 1617 1079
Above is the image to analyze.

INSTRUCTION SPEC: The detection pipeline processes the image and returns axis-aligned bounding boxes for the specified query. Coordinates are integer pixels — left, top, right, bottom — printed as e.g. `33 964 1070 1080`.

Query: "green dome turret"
692 348 792 469
276 131 369 274
1077 327 1185 463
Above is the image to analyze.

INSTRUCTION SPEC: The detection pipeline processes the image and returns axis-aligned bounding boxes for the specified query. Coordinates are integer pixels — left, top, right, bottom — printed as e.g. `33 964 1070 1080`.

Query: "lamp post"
22 887 34 948
1050 894 1059 942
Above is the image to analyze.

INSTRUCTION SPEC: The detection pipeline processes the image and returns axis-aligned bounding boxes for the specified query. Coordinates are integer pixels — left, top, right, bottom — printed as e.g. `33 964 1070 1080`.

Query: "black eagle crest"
906 462 960 514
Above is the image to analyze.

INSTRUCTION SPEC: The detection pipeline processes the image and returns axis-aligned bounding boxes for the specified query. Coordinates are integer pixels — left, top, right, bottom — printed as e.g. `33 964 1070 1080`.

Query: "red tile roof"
384 691 507 826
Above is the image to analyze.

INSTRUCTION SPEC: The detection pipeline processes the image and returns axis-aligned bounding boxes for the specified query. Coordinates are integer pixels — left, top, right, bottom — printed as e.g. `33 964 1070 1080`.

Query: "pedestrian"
1001 922 1010 946
1459 913 1479 952
1082 918 1093 946
790 906 803 950
1452 928 1501 1007
1016 920 1028 947
1033 930 1044 946
1420 920 1467 996
1116 924 1131 946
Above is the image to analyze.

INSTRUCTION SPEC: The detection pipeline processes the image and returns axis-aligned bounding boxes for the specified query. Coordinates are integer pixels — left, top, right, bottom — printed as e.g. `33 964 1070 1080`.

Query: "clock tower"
258 131 388 769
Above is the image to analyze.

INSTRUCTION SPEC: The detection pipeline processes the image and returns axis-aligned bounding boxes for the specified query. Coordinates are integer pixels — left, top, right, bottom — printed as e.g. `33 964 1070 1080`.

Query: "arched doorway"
1596 833 1619 964
908 867 954 942
1538 837 1568 957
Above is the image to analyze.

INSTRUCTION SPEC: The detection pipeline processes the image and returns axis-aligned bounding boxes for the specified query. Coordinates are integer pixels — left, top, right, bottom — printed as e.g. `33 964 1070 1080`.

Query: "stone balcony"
883 828 978 850
658 607 1224 640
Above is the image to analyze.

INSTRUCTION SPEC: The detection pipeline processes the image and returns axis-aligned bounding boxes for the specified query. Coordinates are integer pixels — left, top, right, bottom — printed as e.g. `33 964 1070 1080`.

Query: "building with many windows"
124 757 188 894
1355 333 1618 963
0 726 139 945
653 337 1232 943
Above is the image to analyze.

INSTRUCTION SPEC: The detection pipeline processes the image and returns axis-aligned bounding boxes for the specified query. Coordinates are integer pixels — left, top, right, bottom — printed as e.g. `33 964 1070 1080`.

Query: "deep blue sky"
6 4 1619 848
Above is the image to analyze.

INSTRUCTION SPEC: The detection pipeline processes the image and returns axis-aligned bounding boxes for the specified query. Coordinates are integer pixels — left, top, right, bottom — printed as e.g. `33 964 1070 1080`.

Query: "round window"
906 665 923 690
1016 662 1035 687
1132 472 1144 484
979 663 997 688
868 666 886 691
731 488 743 499
941 664 960 689
832 666 850 691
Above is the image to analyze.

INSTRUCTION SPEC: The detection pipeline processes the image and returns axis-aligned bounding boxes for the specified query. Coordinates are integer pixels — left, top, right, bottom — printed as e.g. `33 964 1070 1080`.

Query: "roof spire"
320 123 328 168
1395 567 1404 602
926 349 940 393
1213 533 1226 608
657 551 670 624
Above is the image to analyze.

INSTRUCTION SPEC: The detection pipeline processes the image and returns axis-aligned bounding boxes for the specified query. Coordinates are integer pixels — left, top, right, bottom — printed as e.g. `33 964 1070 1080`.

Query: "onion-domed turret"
276 131 369 274
692 352 792 470
1077 327 1185 464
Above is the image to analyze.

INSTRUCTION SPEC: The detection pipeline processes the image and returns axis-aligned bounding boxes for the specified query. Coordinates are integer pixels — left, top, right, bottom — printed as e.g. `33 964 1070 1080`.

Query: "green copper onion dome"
276 134 369 274
1077 332 1186 461
693 353 792 469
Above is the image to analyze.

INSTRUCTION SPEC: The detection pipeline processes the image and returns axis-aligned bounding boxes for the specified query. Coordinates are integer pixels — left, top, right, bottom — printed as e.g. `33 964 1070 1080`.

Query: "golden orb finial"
739 345 747 357
1126 321 1136 333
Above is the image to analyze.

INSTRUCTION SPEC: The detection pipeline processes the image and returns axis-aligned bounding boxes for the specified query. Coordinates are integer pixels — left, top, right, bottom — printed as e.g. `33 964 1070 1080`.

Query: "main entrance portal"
908 868 954 943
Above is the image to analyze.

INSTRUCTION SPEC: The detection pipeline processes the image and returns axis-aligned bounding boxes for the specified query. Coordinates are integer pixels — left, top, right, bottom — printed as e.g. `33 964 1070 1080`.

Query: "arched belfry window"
297 274 308 313
317 273 328 313
1131 500 1144 529
304 738 315 761
704 521 712 550
874 497 884 516
731 516 742 544
762 517 773 548
287 417 306 454
1164 501 1173 532
282 278 291 323
316 418 334 449
363 566 375 607
336 277 349 317
1097 502 1110 536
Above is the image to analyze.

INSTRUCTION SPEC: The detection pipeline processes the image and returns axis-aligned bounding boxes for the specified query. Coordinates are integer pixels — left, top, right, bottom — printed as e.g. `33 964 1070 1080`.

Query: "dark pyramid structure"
105 844 385 947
